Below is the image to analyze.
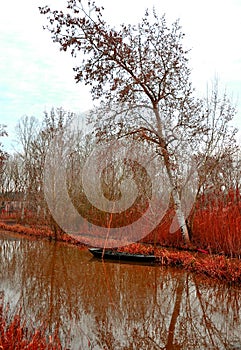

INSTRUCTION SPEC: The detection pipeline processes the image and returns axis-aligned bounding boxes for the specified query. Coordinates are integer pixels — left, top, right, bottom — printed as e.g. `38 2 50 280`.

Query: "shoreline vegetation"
0 194 241 285
0 293 63 350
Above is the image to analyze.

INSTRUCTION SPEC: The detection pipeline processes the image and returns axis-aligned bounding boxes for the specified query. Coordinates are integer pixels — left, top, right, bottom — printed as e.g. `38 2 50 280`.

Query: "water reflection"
0 232 240 350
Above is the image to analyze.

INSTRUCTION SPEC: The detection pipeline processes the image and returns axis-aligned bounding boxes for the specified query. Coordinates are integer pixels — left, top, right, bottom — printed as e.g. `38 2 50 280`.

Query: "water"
0 231 241 350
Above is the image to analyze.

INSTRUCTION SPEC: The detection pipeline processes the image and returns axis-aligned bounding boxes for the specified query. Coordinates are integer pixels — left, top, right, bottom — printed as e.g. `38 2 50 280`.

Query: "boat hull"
88 248 156 262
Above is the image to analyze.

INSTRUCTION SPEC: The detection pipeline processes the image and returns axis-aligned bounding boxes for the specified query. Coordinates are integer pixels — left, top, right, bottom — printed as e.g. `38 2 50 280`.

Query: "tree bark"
154 106 190 243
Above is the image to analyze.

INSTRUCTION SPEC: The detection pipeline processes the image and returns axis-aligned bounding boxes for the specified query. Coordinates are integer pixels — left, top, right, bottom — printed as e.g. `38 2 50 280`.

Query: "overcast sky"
1 0 241 151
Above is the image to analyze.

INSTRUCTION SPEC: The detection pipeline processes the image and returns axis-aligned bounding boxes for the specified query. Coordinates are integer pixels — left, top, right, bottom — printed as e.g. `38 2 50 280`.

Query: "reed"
0 294 62 350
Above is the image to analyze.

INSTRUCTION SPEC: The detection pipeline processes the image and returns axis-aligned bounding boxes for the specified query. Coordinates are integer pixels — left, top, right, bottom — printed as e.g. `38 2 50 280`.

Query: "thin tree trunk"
21 192 26 221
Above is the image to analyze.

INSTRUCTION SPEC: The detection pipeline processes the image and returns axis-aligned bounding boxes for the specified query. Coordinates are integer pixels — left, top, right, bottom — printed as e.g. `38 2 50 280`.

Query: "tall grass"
191 187 241 257
142 187 241 257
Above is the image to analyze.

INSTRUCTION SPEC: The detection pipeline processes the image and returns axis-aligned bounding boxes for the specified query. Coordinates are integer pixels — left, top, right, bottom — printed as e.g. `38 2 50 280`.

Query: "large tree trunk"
154 106 191 243
170 183 190 243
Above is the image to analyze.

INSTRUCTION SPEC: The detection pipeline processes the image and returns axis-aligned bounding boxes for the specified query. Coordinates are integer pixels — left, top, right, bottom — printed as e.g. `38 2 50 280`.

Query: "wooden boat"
88 248 156 262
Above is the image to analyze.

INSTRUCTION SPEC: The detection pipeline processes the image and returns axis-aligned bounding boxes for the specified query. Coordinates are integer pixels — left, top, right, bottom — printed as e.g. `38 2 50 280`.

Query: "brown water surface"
0 231 241 349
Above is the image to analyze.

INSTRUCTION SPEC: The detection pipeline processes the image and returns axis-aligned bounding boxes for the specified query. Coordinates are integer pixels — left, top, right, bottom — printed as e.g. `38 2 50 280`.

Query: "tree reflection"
0 232 241 349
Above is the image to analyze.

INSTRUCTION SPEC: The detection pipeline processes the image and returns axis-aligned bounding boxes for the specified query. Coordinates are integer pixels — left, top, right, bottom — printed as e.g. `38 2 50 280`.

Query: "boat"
88 248 156 262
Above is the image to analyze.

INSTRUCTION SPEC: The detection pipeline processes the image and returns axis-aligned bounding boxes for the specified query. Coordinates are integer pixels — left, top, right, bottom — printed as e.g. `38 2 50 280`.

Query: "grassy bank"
156 248 241 285
0 221 84 247
117 243 241 285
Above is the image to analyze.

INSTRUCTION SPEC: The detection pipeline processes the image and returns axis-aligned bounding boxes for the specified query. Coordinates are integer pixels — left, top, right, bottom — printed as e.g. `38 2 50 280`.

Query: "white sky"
0 0 241 150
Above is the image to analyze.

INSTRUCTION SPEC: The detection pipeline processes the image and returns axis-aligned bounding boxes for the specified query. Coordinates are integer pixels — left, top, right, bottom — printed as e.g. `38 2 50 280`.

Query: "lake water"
0 231 241 350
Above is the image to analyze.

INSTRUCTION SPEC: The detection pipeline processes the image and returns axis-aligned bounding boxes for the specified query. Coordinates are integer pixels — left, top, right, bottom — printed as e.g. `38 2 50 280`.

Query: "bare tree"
195 80 238 195
15 116 40 219
14 110 74 228
0 124 8 180
40 1 212 243
32 108 75 237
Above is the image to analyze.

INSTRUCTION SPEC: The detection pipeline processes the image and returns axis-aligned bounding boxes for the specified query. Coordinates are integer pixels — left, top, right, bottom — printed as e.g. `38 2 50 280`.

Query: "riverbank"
1 221 241 285
0 221 84 247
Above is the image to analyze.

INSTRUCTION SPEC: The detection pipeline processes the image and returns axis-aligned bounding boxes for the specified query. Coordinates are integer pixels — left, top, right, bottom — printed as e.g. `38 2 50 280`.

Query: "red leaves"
39 2 191 104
